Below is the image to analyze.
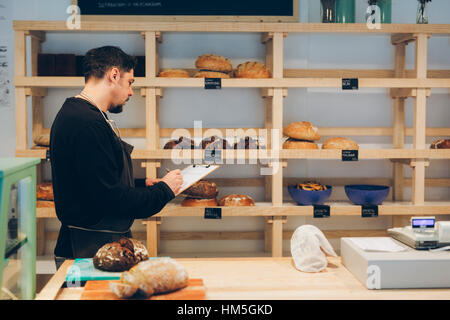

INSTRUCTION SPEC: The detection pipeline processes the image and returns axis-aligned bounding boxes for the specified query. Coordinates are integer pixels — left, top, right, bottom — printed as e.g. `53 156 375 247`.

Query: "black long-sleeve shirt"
50 97 174 257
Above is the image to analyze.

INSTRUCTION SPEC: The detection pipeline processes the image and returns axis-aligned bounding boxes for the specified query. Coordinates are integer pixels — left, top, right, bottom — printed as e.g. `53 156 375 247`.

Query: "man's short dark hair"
83 46 137 82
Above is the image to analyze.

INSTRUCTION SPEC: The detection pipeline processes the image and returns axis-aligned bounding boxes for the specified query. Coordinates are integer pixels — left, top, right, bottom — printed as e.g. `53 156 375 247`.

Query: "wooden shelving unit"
13 21 450 257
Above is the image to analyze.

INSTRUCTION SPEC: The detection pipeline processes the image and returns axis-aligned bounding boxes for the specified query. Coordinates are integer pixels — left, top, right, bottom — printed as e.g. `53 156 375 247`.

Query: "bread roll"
158 69 190 78
235 61 270 78
181 197 218 207
37 182 54 201
163 136 195 150
322 137 359 150
283 139 319 150
93 238 149 272
195 54 232 72
34 134 50 147
219 194 255 206
201 136 231 150
430 139 450 149
182 180 218 199
37 200 55 208
110 257 189 299
283 122 320 141
194 71 230 79
234 137 265 149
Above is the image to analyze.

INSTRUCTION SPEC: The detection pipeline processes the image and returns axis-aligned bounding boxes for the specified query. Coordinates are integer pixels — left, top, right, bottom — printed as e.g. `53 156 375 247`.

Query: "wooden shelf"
18 148 450 160
13 21 450 35
36 201 450 219
15 76 450 89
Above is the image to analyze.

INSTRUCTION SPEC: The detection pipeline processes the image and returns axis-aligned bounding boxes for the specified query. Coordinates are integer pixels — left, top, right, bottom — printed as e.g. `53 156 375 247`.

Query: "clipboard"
175 164 220 196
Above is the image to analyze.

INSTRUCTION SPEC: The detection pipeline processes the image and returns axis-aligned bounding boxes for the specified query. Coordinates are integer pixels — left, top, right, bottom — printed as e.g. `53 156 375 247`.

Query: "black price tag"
204 78 222 89
46 149 51 162
361 205 378 218
313 205 330 218
342 150 358 161
204 149 222 163
342 78 358 90
204 207 222 219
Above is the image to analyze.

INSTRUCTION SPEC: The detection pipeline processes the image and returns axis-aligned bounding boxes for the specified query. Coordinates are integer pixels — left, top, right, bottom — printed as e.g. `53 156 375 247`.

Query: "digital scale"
388 216 450 250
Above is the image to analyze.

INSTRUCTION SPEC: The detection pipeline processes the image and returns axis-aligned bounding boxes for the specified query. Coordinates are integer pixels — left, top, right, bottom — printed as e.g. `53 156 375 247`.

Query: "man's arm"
74 122 175 219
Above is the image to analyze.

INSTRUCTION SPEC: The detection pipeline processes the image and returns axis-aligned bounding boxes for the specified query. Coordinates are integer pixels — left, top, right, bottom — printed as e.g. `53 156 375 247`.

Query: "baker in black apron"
67 93 136 258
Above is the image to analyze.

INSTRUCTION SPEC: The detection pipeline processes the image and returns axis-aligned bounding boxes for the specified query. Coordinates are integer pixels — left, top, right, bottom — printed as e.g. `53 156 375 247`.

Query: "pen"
165 168 170 173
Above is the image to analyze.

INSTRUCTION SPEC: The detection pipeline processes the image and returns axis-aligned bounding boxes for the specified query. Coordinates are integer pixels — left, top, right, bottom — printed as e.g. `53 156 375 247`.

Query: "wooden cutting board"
80 278 206 300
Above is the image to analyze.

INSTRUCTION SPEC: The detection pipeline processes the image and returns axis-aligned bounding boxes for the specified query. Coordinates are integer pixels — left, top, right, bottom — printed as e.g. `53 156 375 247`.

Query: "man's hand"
161 169 183 195
145 178 163 186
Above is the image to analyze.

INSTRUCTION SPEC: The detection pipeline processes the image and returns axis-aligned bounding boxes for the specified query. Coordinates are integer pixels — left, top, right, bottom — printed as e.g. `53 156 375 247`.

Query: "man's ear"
108 67 120 83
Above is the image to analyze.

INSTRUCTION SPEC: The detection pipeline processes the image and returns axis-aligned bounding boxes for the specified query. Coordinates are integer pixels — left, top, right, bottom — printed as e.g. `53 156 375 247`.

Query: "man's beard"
109 104 123 114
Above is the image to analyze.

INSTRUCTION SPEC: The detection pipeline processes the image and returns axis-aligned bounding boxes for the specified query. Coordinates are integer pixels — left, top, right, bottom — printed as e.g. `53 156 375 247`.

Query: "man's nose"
129 87 134 96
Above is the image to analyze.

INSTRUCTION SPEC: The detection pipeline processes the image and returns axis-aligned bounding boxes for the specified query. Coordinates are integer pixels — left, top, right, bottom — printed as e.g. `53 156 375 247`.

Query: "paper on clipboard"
176 164 219 196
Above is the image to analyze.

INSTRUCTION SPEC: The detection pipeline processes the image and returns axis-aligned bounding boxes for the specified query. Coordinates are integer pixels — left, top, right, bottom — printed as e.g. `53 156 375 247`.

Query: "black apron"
68 138 136 258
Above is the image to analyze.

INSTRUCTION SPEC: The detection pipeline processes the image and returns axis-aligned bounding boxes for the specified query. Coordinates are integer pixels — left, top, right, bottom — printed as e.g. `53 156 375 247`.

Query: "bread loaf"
235 61 270 78
219 194 255 206
158 69 190 78
182 180 218 199
234 137 265 149
283 122 320 141
283 139 319 150
109 257 189 299
194 71 230 79
195 54 232 72
93 238 149 272
430 139 450 149
322 137 359 150
37 182 54 201
163 136 195 150
181 197 218 207
34 134 50 147
201 136 231 150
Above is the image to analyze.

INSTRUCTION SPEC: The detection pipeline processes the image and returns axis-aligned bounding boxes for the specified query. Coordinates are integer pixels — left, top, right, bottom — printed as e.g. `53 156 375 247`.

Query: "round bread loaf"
181 197 218 207
194 71 230 79
37 182 54 201
219 194 255 206
34 134 50 147
201 136 231 149
430 139 450 149
283 121 320 141
235 61 270 78
322 137 359 150
182 180 218 199
163 136 195 150
195 54 233 72
158 69 190 78
283 139 319 149
37 200 55 208
234 137 264 149
93 238 149 272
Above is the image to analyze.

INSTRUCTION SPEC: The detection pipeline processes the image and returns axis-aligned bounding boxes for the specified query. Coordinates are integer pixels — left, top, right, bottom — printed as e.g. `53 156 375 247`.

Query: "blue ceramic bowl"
344 184 390 205
288 185 332 206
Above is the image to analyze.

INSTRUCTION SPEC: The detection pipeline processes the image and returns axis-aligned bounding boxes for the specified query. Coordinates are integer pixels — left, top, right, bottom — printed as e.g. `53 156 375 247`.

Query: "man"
50 46 183 268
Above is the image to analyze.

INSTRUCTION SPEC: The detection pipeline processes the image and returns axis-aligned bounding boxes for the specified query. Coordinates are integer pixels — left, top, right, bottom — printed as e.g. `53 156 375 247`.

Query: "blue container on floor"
288 185 332 206
344 184 390 205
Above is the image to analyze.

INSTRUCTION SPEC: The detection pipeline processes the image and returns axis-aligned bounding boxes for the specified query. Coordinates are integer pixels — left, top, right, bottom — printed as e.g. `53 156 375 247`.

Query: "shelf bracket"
25 30 46 42
390 88 431 99
410 159 430 168
261 32 288 44
141 88 163 98
25 87 47 97
141 31 163 43
141 161 161 169
261 88 288 98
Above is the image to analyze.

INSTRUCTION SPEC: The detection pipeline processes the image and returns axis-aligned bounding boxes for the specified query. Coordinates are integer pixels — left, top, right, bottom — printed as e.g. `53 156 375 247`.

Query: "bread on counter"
93 238 149 272
163 136 195 150
37 182 54 201
34 134 50 147
181 197 219 207
109 257 189 299
194 71 230 78
182 180 218 199
322 137 359 150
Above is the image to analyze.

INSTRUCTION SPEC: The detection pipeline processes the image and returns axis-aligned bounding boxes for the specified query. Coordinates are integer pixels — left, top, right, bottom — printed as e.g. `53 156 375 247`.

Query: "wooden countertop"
36 257 450 300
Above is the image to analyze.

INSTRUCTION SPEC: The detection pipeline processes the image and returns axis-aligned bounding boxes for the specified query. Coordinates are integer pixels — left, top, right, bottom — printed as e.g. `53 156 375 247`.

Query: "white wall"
1 0 449 257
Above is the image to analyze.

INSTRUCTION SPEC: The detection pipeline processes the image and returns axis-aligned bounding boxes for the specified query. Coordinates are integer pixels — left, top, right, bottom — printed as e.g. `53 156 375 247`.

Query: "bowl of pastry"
288 181 332 206
344 184 390 205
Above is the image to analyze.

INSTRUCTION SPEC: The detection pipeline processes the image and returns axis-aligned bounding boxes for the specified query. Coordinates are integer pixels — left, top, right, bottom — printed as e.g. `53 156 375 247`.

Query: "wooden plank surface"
41 258 450 300
80 279 205 300
13 21 450 34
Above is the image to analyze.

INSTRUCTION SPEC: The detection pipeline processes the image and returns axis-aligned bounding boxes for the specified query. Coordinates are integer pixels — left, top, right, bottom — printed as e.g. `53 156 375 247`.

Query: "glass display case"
0 158 40 300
